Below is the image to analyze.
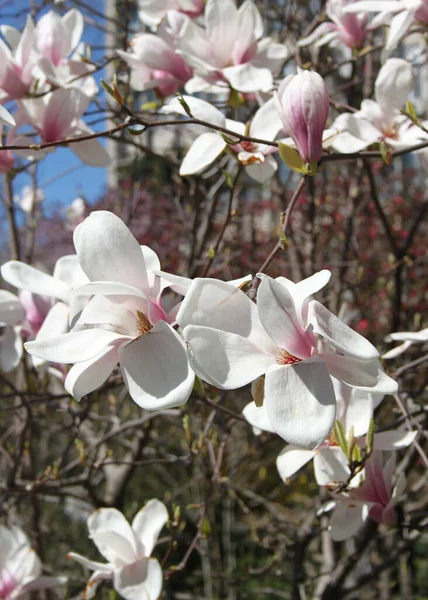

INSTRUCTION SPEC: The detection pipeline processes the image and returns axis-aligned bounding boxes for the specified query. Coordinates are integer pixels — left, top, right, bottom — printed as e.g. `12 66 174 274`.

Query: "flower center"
240 140 258 153
275 348 302 366
136 311 152 336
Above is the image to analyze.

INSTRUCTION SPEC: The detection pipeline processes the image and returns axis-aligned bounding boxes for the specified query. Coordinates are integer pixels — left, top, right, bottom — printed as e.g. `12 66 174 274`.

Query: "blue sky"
3 0 110 215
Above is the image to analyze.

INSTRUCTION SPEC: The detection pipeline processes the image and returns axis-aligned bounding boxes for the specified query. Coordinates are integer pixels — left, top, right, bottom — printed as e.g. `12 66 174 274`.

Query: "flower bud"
275 70 329 165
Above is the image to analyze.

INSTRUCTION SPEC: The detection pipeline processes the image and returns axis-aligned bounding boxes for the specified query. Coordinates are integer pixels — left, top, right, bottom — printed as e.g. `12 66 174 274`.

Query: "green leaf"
177 94 192 117
333 420 348 456
278 142 307 174
379 140 392 165
365 418 375 458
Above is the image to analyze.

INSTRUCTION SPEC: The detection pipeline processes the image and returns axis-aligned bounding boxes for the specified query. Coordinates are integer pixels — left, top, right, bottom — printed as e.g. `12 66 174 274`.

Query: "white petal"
119 321 194 410
177 277 274 353
18 576 67 595
88 508 138 565
65 343 120 400
322 354 398 394
1 261 70 303
180 133 226 175
384 8 416 51
52 254 87 288
183 325 273 389
264 359 336 449
0 289 25 325
223 63 273 93
276 446 315 481
0 103 15 127
32 302 70 368
313 447 350 485
73 211 151 292
242 401 276 434
25 329 127 363
160 96 226 127
329 502 368 541
114 558 162 600
132 499 168 557
343 387 375 437
72 137 111 167
308 300 379 360
67 552 112 573
374 428 417 450
1 326 23 372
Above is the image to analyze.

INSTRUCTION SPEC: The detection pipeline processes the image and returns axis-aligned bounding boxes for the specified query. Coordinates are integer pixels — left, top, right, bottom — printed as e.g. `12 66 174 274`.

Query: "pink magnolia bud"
275 70 329 164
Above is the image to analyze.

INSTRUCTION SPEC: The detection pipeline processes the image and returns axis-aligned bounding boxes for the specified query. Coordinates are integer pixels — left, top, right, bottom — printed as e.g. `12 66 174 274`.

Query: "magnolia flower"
275 70 330 165
117 12 193 96
138 0 205 29
17 88 110 166
1 255 88 368
0 125 15 173
14 185 45 213
68 499 168 600
328 451 406 540
0 525 66 599
345 0 428 53
177 271 397 449
35 9 84 68
383 326 428 358
176 0 289 93
161 95 283 182
25 211 195 408
332 58 427 152
0 290 25 372
299 0 370 49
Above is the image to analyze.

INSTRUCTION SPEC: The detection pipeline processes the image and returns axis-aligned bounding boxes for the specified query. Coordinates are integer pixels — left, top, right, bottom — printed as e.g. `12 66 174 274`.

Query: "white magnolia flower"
245 378 415 484
176 0 289 93
332 58 427 152
25 211 195 408
345 0 428 53
68 500 168 600
137 0 204 29
161 96 283 182
1 255 88 368
0 525 66 599
177 271 397 449
383 326 428 358
0 290 25 372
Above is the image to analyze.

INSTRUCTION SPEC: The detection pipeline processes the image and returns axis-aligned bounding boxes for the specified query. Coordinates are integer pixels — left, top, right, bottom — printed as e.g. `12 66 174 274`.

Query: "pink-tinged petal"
321 354 398 394
73 211 150 292
67 552 112 573
223 63 273 93
308 300 379 360
1 261 70 303
276 446 315 481
177 278 275 353
0 103 15 127
88 508 138 565
132 499 168 557
120 321 194 410
180 133 227 175
25 329 127 363
0 326 22 372
0 290 25 325
257 275 313 359
329 502 368 541
298 22 337 47
313 447 350 485
161 96 226 127
114 558 162 600
65 343 121 400
71 137 111 167
183 325 274 389
374 428 417 451
264 358 336 449
41 88 90 142
242 401 276 434
205 0 239 65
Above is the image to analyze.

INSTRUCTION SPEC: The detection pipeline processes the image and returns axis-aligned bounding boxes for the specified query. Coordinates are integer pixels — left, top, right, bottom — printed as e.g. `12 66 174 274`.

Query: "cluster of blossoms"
1 0 427 598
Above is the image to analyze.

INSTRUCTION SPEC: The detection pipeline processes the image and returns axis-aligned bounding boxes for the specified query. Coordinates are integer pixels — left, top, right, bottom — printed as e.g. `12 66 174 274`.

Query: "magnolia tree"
0 0 427 599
